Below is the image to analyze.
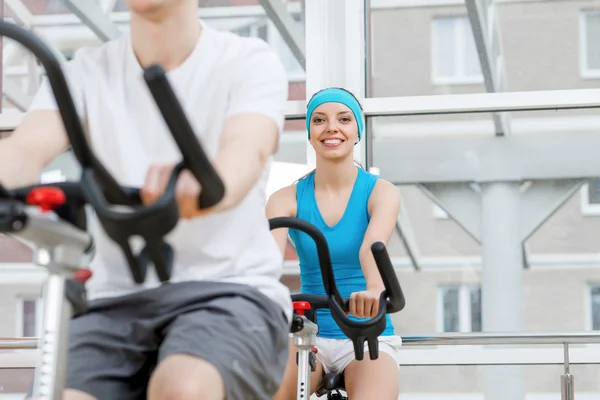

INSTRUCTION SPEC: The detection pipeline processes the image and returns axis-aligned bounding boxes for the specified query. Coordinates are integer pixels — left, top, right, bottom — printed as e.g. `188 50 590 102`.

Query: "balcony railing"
4 332 600 399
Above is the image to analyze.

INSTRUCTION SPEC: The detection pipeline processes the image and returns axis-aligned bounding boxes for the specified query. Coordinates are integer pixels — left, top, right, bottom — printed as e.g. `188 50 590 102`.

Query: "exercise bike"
0 19 225 400
269 218 406 400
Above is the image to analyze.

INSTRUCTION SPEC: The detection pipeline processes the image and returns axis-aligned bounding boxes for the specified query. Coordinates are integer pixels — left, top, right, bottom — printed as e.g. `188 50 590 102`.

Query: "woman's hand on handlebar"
141 163 204 219
349 285 385 319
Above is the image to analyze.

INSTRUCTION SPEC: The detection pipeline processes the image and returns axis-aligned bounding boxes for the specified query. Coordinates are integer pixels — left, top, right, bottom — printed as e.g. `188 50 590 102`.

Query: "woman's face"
308 102 359 161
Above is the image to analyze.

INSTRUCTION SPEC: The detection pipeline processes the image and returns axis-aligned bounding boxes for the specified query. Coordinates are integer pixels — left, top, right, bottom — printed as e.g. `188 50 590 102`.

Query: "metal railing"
4 332 600 400
401 331 600 346
401 332 599 400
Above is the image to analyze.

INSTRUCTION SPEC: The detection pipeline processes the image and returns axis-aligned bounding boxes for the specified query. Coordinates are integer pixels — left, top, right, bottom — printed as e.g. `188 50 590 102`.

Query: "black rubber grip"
371 242 406 312
143 65 225 209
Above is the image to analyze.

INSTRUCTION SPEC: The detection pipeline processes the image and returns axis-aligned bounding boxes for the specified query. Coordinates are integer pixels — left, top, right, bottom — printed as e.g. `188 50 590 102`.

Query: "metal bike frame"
293 315 319 400
9 207 93 400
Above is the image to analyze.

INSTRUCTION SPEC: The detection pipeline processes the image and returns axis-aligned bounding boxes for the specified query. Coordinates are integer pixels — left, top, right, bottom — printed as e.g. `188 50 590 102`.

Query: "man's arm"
265 185 297 256
211 113 279 212
0 110 69 189
143 41 288 217
199 40 288 214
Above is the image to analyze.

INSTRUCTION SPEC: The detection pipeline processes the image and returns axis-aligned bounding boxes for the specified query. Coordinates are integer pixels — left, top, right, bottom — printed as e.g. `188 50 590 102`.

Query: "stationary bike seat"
316 372 345 397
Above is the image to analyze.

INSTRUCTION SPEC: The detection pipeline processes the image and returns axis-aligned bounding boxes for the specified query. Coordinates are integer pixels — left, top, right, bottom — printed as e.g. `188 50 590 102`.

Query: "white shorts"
315 335 403 375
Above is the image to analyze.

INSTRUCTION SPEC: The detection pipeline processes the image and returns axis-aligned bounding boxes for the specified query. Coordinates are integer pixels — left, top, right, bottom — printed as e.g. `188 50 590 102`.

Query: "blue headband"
306 88 364 141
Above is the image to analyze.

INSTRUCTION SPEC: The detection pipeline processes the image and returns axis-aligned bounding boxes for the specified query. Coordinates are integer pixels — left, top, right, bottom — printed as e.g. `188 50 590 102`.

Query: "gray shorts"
60 281 289 400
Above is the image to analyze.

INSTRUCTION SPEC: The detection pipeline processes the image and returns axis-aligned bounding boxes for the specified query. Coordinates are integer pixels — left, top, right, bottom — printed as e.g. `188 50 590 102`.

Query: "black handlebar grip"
0 184 11 198
142 65 225 209
371 242 405 312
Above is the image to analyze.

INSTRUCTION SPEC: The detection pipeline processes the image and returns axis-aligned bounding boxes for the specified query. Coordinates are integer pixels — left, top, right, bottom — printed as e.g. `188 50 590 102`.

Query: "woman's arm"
265 185 297 257
350 179 401 318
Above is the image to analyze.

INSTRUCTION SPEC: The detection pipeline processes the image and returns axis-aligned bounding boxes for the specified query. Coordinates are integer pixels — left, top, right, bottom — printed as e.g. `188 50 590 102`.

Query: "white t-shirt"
29 23 292 320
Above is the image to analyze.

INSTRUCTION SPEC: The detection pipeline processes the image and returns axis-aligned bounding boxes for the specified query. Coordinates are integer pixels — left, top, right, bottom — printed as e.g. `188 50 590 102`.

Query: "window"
232 19 269 42
590 285 600 330
580 10 600 78
431 16 483 84
580 180 600 216
232 16 305 82
40 169 67 184
267 16 305 82
16 297 42 337
438 284 482 332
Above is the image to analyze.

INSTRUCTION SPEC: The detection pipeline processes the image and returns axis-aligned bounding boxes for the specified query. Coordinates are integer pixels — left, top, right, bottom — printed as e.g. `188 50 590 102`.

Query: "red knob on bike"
26 187 66 212
74 268 93 283
293 301 311 316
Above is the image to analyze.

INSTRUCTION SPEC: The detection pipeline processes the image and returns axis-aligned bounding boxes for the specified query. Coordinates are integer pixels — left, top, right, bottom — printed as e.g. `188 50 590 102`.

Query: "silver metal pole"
481 182 525 400
32 273 72 400
10 331 600 350
400 331 600 346
292 316 318 400
297 348 311 400
0 338 38 349
561 343 575 400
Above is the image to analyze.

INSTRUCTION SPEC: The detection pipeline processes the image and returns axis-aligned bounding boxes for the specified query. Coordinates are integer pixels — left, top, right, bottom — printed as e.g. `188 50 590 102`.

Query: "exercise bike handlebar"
269 217 406 361
0 186 94 271
0 21 224 208
0 20 225 284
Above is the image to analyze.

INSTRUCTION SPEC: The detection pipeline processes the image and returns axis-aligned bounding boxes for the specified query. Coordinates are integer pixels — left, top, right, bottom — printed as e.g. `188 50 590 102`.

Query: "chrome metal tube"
561 374 575 400
31 274 72 400
297 348 311 400
401 332 600 346
7 331 600 350
0 338 38 349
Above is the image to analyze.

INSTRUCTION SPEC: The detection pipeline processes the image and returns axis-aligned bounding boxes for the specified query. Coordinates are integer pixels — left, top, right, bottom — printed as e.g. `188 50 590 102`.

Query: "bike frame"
8 206 93 400
293 314 319 400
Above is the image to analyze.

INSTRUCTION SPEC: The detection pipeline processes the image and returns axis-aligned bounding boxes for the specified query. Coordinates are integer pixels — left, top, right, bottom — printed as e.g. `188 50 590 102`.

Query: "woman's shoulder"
268 184 297 206
266 184 298 219
368 177 401 210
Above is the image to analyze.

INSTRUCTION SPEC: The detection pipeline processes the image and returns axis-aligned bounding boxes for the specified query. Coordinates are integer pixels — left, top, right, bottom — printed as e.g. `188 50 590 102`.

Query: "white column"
304 0 367 168
481 182 525 400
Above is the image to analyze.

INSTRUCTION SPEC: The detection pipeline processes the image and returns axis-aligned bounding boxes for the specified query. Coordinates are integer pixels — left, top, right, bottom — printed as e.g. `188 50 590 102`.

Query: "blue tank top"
289 167 395 339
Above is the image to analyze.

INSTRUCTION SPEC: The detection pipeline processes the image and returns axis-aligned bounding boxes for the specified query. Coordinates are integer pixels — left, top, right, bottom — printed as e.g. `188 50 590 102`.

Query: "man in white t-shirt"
0 1 293 399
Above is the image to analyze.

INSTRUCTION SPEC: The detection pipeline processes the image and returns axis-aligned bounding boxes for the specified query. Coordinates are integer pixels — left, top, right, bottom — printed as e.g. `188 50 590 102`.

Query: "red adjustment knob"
26 187 66 212
74 269 93 283
293 301 311 316
312 347 318 354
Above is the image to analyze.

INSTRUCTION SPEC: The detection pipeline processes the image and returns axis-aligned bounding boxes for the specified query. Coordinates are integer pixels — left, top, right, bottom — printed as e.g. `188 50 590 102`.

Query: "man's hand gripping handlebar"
0 20 225 285
269 217 406 361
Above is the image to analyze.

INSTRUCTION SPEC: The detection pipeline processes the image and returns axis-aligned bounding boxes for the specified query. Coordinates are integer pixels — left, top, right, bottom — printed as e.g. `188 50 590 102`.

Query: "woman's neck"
314 156 358 192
